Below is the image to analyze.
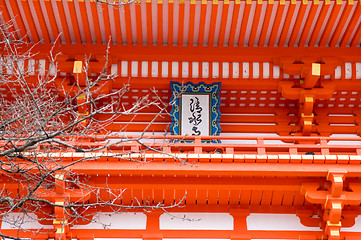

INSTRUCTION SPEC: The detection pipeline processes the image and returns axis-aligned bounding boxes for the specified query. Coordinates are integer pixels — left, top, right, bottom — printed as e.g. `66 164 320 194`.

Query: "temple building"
1 0 361 240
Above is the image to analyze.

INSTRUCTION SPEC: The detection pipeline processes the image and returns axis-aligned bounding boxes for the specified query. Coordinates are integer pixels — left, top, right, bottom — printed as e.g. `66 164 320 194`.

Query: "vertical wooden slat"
148 61 152 78
318 0 343 46
158 60 162 77
340 1 361 47
135 4 143 46
2 0 19 37
66 1 82 44
89 0 103 44
298 0 319 47
178 0 185 46
229 61 233 79
168 61 172 78
113 5 123 45
124 4 133 45
220 62 223 78
238 0 252 46
18 0 40 43
101 1 112 43
329 0 354 46
258 0 274 47
188 0 196 46
28 1 51 43
228 0 241 46
208 189 219 204
218 189 229 205
168 0 174 46
157 0 163 46
308 0 331 46
146 0 153 45
268 0 285 47
260 190 272 205
239 190 251 205
250 190 262 205
8 0 30 40
271 190 283 205
248 0 263 47
278 0 297 47
75 0 92 44
198 0 207 46
229 190 240 205
208 0 218 46
197 189 207 204
288 0 308 47
218 0 229 46
350 19 361 47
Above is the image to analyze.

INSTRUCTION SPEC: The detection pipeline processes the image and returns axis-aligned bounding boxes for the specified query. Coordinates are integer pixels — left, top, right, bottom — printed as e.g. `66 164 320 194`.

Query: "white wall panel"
160 213 233 230
72 212 146 230
247 214 321 231
1 213 52 229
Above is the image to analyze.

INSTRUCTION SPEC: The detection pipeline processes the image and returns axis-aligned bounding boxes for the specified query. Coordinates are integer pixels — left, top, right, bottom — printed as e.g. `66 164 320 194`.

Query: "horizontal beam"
21 45 361 62
67 161 361 177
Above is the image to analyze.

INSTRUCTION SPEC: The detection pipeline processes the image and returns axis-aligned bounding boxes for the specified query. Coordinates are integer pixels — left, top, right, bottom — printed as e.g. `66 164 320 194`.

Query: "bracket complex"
302 171 361 240
276 57 340 136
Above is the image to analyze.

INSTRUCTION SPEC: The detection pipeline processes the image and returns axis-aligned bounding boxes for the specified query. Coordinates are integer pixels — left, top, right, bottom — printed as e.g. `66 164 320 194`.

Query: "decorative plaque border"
170 81 221 138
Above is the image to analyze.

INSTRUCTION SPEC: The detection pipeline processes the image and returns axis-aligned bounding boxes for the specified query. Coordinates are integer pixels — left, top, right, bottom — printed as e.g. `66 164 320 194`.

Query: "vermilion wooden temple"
1 0 361 240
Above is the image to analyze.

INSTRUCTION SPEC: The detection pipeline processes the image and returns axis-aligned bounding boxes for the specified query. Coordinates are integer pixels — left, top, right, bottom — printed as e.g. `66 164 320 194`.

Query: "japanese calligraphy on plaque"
170 82 221 139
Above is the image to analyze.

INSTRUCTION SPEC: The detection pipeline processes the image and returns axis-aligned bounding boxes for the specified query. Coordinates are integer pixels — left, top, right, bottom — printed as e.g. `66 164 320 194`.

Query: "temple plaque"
170 82 221 138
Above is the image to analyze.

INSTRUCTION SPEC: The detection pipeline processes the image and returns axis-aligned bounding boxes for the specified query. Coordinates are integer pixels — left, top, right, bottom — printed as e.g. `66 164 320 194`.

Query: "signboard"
170 82 221 138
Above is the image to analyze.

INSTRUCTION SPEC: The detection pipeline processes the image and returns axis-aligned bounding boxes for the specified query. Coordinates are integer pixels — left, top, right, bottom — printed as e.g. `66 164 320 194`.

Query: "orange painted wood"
329 1 354 47
208 1 218 46
66 1 82 44
248 1 263 47
178 1 185 46
198 0 207 46
350 23 361 47
168 1 174 46
228 0 240 47
288 0 308 47
157 1 163 46
258 1 274 47
218 1 229 47
6 0 28 40
113 5 123 45
18 0 40 43
188 1 196 46
124 4 133 45
29 2 51 43
298 1 319 47
238 1 252 46
135 4 143 46
308 1 331 46
1 0 17 35
340 1 361 47
318 1 343 46
146 1 153 45
101 2 112 44
278 1 297 47
89 1 102 44
268 1 286 47
77 0 92 44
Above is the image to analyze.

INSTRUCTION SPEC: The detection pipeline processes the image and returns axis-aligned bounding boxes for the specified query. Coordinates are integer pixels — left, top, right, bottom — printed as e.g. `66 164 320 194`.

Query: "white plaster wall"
72 212 146 230
1 213 52 229
247 214 321 231
160 213 233 230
